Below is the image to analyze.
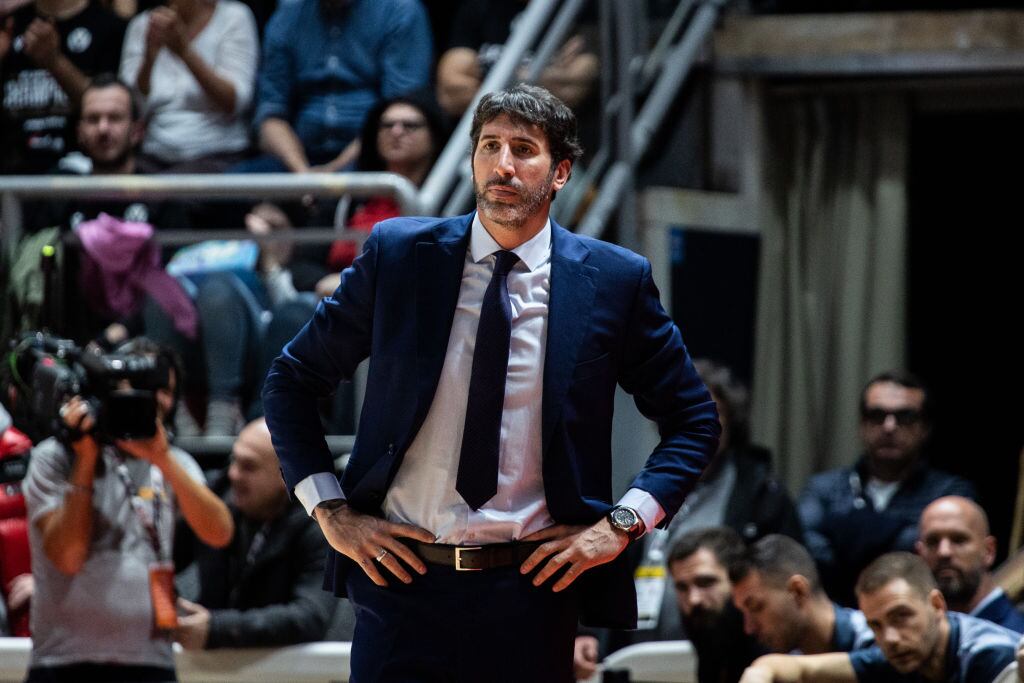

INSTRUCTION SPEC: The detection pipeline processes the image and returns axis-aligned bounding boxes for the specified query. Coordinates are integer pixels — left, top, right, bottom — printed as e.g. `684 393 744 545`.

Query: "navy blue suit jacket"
262 213 720 628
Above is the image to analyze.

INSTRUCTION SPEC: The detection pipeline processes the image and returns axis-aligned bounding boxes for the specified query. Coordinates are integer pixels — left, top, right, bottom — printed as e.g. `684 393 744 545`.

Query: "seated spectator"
0 0 126 174
799 371 976 605
686 359 802 545
30 74 186 233
578 527 765 682
146 202 319 436
22 336 232 682
240 0 431 175
664 527 766 683
18 74 195 344
731 535 875 656
917 496 1024 634
173 418 336 649
739 552 1019 683
119 0 257 173
436 0 598 119
316 91 449 295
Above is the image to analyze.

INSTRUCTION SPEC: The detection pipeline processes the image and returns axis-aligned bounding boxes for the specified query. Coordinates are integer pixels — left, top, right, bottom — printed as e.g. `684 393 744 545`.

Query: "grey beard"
474 170 554 229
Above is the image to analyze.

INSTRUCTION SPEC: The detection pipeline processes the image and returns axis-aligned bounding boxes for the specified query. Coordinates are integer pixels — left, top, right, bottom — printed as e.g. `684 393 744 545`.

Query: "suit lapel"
542 223 597 456
415 215 472 422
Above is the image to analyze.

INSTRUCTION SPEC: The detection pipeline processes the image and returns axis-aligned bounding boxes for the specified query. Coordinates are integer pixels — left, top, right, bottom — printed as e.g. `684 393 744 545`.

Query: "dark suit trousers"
346 561 579 683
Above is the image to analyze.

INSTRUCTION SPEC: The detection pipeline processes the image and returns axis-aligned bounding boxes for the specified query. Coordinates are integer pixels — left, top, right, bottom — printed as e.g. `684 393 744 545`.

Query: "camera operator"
21 338 233 683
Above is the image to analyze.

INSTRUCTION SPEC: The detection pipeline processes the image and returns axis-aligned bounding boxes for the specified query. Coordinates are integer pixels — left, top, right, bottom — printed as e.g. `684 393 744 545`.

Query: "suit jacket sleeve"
262 229 380 491
617 258 721 527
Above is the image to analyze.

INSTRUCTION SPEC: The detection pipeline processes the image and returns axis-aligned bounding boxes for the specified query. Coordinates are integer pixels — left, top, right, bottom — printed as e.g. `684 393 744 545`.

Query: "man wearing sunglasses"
798 371 976 606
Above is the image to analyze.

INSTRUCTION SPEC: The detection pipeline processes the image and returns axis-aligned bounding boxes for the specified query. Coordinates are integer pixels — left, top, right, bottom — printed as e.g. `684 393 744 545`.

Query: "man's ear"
787 575 811 604
551 158 571 192
983 535 997 569
928 588 946 614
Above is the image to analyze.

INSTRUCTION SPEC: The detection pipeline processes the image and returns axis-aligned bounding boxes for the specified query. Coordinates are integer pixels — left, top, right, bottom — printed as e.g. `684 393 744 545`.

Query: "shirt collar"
470 212 551 272
970 587 1005 617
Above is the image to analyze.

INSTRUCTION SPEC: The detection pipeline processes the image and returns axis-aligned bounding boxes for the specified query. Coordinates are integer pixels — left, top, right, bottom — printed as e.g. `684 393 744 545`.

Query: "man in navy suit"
262 84 720 682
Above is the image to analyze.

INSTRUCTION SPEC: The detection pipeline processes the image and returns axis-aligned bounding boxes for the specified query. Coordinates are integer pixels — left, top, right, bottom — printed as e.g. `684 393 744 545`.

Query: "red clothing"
327 197 400 271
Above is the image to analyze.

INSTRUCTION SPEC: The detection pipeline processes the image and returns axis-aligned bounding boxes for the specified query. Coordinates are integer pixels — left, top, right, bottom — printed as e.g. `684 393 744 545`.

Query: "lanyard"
113 453 165 560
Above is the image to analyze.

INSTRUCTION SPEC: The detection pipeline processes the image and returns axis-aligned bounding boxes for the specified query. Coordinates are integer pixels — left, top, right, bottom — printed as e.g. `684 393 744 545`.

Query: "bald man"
173 418 337 649
916 496 1024 633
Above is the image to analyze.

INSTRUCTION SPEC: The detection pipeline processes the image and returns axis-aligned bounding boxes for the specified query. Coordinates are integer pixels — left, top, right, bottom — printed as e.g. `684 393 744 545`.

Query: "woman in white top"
120 0 257 172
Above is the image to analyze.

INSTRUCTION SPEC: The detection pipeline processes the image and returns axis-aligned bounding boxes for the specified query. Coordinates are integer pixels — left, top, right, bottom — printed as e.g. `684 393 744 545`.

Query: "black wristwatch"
607 506 644 541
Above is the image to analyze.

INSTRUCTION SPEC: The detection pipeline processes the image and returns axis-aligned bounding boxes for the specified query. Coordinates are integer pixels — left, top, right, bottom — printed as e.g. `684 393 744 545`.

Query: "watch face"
611 507 638 529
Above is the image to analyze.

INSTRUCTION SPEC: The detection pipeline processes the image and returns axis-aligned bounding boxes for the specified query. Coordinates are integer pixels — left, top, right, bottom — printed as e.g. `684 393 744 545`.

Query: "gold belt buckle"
455 546 482 571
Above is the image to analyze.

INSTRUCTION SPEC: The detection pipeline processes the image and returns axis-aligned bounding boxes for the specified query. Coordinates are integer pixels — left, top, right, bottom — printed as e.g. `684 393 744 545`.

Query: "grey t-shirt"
24 437 206 669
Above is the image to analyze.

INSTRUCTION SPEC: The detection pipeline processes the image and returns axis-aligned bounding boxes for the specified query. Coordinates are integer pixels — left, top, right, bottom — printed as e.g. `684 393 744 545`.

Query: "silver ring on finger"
374 548 389 562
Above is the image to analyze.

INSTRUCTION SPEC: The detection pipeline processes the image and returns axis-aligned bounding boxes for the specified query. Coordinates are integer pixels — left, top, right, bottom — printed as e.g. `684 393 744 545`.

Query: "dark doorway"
671 228 760 385
908 108 1024 561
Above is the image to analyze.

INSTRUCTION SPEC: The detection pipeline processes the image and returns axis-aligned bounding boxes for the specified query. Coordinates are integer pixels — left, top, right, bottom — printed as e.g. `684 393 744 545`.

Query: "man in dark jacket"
174 418 335 649
798 371 975 605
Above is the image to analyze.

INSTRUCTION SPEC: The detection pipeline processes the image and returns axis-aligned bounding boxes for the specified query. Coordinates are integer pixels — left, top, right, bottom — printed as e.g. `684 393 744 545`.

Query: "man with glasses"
798 371 975 605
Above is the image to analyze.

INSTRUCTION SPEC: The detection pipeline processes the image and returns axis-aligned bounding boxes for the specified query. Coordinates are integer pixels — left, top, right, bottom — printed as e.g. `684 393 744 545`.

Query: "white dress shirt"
295 214 664 543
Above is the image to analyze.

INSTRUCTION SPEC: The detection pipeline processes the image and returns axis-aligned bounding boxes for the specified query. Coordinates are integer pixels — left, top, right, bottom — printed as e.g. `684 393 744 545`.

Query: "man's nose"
742 613 756 635
882 413 898 430
882 625 901 646
937 538 953 557
495 145 515 177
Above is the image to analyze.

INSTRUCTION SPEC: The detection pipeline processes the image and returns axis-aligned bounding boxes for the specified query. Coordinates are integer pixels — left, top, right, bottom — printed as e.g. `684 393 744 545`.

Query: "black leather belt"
412 541 542 571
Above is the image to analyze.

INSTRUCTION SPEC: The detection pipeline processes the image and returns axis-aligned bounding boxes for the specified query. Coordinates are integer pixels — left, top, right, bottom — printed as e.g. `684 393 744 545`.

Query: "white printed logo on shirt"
66 27 92 53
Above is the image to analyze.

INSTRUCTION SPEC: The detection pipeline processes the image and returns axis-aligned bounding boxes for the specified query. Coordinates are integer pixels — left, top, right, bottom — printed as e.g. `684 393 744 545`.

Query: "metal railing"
418 0 561 216
0 1 730 256
0 172 420 252
416 0 728 244
575 0 726 242
0 2 733 422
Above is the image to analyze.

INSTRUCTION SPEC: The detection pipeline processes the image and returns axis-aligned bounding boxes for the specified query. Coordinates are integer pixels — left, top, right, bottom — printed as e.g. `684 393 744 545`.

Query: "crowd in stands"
0 0 600 433
2 1 1023 681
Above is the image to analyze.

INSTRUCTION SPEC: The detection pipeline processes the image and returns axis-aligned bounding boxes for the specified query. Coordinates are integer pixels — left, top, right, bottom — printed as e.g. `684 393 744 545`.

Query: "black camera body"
15 333 170 442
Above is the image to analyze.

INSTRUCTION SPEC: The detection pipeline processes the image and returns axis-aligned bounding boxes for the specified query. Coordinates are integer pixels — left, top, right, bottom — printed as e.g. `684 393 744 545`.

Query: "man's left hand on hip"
519 519 630 592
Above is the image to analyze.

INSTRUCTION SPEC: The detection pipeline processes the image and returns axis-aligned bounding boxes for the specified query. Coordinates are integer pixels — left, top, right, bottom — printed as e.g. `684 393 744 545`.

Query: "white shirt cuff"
294 472 345 517
617 488 666 538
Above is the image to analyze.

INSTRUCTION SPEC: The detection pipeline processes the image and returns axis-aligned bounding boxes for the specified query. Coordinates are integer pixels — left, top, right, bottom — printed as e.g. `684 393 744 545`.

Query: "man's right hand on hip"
315 502 434 586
